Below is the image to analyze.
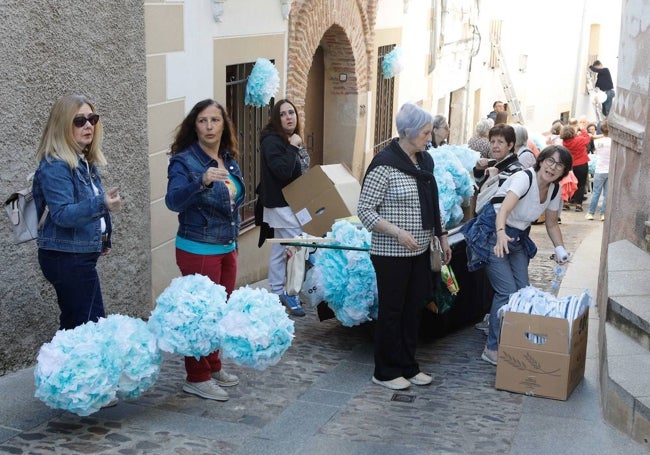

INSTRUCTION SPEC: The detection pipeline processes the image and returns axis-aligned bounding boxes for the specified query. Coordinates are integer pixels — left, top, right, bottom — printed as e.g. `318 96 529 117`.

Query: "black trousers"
570 163 589 205
371 252 431 381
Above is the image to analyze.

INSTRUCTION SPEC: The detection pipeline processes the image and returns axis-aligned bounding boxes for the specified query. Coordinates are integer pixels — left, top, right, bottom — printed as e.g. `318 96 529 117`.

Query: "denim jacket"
33 156 112 253
460 203 537 272
165 143 245 245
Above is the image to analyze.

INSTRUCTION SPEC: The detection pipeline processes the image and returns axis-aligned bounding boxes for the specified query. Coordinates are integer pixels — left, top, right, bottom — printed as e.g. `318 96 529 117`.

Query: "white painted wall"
165 0 288 113
473 0 622 136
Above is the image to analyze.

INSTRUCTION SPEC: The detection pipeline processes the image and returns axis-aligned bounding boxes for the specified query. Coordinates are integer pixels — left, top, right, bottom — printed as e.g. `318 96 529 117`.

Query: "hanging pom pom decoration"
34 314 162 416
245 58 280 107
147 274 228 359
314 220 378 326
382 46 405 79
218 286 294 370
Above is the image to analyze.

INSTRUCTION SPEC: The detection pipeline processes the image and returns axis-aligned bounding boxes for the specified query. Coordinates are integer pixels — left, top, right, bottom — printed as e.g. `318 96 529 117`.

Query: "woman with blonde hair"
33 94 122 330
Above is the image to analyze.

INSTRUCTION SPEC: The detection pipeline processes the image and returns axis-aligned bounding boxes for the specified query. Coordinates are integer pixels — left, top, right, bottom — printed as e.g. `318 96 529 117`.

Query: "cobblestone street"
1 208 627 455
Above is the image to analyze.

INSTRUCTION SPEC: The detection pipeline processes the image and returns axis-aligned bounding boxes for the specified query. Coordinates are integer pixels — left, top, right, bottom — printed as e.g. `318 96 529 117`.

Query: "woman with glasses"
165 99 244 402
462 145 572 365
258 99 310 317
33 94 122 330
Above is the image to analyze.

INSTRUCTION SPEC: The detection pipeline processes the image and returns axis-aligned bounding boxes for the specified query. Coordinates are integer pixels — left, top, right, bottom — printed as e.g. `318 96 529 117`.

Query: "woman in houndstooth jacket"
358 102 451 391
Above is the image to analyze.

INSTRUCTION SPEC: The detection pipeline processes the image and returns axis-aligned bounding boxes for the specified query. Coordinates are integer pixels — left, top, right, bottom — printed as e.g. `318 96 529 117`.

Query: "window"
226 63 272 229
374 44 396 154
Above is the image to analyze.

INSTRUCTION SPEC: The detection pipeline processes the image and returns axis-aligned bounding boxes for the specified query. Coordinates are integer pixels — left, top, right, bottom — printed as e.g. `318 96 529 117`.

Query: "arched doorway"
286 1 376 178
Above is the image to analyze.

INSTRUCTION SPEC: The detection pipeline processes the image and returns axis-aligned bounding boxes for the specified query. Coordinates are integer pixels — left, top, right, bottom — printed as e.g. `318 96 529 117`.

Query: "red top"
562 130 590 166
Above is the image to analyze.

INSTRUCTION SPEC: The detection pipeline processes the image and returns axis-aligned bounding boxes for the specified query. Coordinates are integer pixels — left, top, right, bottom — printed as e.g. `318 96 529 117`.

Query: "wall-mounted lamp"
359 104 367 116
339 73 347 82
211 0 226 22
518 54 528 73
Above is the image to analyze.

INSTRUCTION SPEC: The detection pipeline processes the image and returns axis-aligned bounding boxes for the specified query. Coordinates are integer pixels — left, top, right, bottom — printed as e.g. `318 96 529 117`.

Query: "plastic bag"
299 266 325 307
285 245 309 296
441 264 459 295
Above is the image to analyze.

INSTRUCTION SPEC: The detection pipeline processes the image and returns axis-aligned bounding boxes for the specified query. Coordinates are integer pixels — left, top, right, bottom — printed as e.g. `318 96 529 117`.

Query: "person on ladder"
589 60 615 118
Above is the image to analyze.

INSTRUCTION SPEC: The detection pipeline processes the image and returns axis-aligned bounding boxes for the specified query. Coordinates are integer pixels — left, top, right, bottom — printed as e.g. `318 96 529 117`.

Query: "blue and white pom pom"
315 220 378 326
245 58 280 107
427 144 477 228
382 47 405 79
148 274 228 359
34 321 120 416
96 315 162 400
218 286 294 370
34 314 162 416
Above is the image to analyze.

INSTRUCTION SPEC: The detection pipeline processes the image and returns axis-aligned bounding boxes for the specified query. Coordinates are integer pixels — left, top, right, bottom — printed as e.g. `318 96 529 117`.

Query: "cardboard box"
282 164 361 237
495 307 589 400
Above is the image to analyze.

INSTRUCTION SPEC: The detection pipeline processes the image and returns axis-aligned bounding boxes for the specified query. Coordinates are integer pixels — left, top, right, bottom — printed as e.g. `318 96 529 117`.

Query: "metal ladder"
491 41 524 124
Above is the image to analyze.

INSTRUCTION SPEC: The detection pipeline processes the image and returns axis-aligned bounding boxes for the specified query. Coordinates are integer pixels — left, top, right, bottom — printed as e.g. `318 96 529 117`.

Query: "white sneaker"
212 369 239 387
481 348 498 366
182 380 229 401
408 372 432 386
371 376 410 390
474 314 489 335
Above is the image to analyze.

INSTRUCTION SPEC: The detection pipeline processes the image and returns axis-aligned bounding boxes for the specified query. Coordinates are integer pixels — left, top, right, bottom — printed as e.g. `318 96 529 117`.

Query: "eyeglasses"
72 114 100 128
544 157 565 170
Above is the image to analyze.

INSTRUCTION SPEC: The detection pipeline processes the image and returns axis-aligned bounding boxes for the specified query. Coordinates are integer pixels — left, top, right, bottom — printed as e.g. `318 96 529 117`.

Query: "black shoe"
575 205 583 212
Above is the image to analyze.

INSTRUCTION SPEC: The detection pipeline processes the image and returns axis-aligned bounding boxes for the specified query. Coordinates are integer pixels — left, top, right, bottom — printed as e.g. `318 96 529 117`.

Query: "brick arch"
286 0 378 111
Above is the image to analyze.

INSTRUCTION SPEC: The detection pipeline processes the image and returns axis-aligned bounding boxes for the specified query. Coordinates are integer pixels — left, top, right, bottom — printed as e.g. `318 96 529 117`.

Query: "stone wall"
0 2 150 374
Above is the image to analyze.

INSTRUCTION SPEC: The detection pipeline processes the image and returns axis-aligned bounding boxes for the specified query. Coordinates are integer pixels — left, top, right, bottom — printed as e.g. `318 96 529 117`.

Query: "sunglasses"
72 114 100 128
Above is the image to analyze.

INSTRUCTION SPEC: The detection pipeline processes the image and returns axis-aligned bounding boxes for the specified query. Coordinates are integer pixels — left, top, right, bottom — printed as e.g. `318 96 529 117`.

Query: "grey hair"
432 114 448 130
396 103 433 139
513 124 529 148
476 118 493 136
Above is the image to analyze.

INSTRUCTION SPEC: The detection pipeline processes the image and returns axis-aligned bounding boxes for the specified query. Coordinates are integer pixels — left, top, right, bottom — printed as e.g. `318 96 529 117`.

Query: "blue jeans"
588 173 608 215
485 242 530 350
602 89 615 117
38 249 104 330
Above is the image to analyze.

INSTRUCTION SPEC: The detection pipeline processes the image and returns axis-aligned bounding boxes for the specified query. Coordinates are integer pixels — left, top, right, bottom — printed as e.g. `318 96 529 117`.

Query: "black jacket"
590 65 614 91
259 132 302 208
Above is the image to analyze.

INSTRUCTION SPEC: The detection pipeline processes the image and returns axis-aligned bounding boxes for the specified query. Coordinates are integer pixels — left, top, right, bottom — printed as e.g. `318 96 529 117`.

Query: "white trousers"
268 226 303 294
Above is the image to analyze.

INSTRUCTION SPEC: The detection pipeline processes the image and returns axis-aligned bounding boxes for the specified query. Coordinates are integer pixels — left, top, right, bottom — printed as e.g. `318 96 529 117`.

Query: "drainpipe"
463 1 481 143
572 0 589 116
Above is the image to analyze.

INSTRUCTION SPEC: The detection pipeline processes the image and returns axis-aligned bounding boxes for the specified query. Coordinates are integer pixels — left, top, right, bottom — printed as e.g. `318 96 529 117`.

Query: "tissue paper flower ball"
95 315 162 400
148 274 228 358
382 46 405 79
34 322 120 416
427 145 477 228
245 58 280 107
34 314 162 416
218 286 294 370
315 220 378 327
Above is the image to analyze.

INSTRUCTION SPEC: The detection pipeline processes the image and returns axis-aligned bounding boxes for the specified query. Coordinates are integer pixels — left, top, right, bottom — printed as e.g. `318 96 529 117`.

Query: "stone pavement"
0 207 647 454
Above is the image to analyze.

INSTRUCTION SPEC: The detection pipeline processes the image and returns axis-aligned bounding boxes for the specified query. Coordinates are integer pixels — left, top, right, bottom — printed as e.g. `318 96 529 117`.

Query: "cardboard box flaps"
495 307 589 401
282 164 361 237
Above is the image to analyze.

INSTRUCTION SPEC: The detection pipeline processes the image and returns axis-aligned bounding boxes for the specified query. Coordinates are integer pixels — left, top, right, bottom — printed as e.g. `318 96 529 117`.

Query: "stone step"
601 322 650 446
606 239 650 349
607 297 650 351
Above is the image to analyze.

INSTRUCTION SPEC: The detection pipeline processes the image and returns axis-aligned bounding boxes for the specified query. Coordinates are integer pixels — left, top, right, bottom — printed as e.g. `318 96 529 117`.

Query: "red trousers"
176 248 238 382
